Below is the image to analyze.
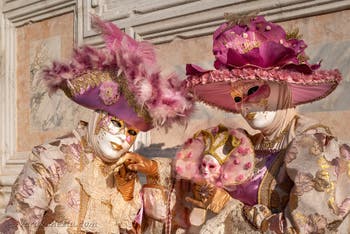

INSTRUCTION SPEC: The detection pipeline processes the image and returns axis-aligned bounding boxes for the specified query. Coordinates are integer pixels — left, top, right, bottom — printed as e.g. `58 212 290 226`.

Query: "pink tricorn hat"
184 15 342 113
41 16 193 131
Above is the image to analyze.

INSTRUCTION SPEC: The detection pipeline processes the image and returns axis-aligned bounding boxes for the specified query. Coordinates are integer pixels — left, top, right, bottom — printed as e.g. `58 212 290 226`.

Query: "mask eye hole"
247 86 259 96
234 96 242 103
127 129 137 136
111 119 122 128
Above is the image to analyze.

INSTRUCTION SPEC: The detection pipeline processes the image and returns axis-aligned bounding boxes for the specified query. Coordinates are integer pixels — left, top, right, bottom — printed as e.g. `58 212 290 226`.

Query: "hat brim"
72 86 153 131
185 64 341 113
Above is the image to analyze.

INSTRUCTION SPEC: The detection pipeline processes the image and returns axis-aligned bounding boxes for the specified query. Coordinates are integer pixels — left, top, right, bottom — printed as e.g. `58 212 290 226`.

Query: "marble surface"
16 13 91 152
29 36 86 131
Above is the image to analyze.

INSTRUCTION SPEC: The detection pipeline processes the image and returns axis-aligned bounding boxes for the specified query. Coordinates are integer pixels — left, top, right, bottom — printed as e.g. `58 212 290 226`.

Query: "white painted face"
242 111 277 130
94 113 139 162
200 154 221 183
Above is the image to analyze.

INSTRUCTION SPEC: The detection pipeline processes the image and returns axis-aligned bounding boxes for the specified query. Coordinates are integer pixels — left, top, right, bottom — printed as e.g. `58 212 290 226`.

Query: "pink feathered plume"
41 46 117 95
42 15 194 128
91 14 156 66
91 15 193 127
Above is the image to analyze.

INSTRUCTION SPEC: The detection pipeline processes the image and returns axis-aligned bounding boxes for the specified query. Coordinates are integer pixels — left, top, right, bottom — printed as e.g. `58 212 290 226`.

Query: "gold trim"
113 71 152 124
62 70 152 124
257 149 286 207
204 131 229 165
199 125 240 165
65 71 112 97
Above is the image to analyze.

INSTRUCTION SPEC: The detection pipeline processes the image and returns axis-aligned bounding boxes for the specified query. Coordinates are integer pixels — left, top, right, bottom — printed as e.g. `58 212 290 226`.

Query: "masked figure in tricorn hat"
0 16 193 234
182 14 350 233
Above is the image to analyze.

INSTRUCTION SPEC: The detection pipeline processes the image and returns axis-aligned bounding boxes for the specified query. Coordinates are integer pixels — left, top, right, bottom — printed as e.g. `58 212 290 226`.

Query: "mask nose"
126 135 133 144
201 163 208 172
118 133 127 141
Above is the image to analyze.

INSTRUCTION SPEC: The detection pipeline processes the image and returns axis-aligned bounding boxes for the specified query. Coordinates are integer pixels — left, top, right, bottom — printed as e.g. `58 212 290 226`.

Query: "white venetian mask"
242 110 277 130
200 154 221 183
94 113 139 162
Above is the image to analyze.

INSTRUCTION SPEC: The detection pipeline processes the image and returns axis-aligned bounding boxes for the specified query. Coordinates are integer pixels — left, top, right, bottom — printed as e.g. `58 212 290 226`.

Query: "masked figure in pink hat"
0 16 193 234
184 14 350 233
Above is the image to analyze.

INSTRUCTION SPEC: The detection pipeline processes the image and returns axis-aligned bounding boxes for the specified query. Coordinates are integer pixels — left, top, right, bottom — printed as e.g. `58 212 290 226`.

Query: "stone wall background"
1 0 349 213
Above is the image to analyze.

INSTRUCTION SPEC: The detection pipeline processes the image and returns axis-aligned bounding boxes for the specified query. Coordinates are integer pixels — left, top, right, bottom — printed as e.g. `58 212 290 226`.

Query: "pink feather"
41 15 194 129
91 14 137 50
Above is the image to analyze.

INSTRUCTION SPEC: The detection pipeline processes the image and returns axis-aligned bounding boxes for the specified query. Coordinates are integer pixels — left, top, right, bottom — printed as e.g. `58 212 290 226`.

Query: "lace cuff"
111 180 142 231
146 157 172 188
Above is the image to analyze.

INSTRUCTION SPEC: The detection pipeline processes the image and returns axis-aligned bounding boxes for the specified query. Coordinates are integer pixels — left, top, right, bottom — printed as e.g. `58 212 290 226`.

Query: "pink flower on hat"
213 16 312 72
185 15 342 114
99 81 120 105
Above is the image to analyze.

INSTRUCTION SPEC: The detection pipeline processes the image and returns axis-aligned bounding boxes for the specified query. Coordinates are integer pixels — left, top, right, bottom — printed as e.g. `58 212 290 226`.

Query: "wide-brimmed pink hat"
184 15 342 113
42 16 193 131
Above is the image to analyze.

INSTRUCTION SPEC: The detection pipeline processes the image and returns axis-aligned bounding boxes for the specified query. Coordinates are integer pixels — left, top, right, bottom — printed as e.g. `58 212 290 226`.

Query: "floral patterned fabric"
142 115 350 234
243 115 350 233
0 121 142 234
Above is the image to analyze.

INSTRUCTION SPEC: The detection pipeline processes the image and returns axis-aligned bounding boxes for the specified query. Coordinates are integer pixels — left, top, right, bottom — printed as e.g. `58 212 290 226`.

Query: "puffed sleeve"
0 149 54 233
249 128 350 233
142 157 174 220
141 157 176 234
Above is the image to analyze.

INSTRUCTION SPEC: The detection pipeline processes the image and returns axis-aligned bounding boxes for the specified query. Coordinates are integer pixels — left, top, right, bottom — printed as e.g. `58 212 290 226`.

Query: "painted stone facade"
1 0 349 213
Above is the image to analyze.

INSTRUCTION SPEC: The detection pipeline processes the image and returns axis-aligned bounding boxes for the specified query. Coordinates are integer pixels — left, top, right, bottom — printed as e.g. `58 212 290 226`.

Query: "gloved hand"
185 181 231 213
117 152 158 177
244 205 286 233
243 204 272 229
114 163 137 201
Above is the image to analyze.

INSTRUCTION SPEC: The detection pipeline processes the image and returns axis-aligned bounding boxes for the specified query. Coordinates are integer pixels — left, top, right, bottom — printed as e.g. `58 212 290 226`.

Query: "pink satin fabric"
228 152 278 206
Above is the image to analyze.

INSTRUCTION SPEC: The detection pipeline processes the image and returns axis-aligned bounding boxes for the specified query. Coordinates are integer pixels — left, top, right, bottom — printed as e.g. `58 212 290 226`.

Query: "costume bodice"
2 122 142 233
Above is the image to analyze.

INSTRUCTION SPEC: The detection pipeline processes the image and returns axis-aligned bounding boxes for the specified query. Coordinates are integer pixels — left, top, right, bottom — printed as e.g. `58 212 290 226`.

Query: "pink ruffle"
185 66 342 88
